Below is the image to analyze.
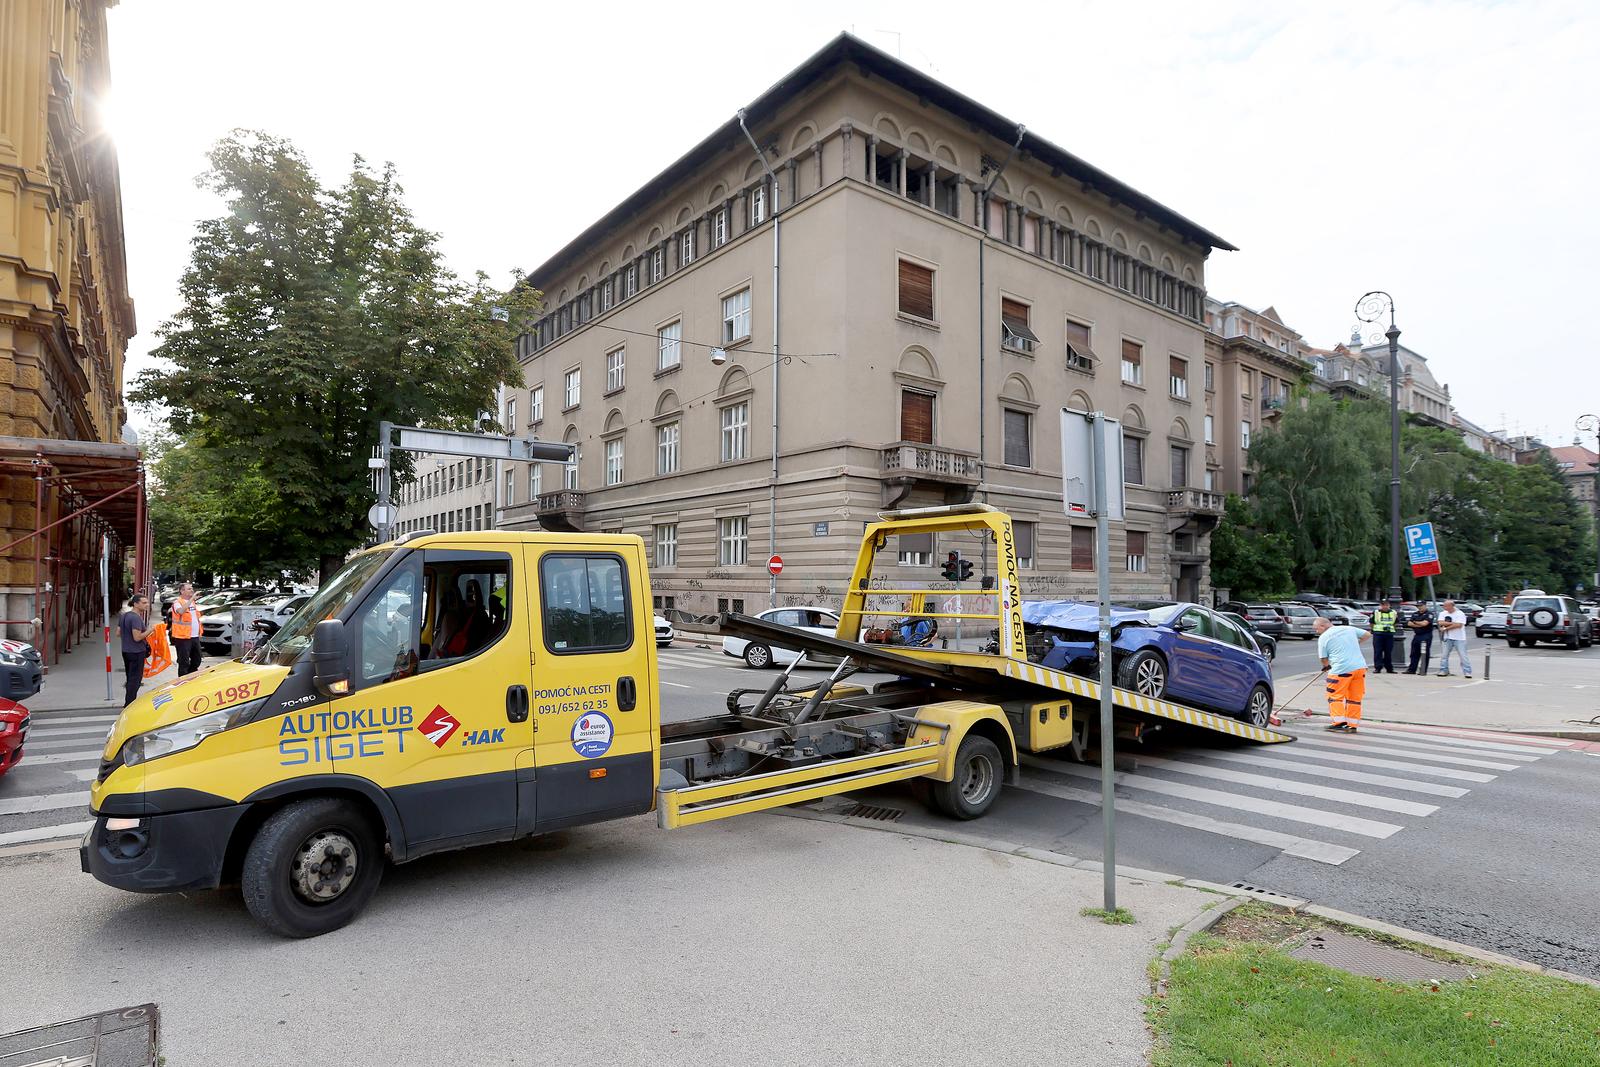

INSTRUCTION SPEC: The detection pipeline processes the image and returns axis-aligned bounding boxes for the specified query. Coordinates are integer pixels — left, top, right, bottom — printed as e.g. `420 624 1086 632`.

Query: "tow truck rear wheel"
241 797 384 938
929 734 1004 820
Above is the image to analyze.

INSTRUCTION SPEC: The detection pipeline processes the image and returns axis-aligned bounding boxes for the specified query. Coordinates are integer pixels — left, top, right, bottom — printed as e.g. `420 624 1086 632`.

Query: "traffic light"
941 551 961 582
957 558 973 582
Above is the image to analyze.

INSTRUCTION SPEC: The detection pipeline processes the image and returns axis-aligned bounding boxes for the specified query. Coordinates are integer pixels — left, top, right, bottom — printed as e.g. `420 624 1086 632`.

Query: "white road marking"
1357 723 1571 748
67 768 99 781
0 820 93 847
1203 750 1470 798
1041 760 1403 838
14 752 101 766
1015 774 1359 865
660 680 692 689
1291 736 1524 771
0 790 89 816
17 737 104 753
24 714 120 726
1135 755 1439 816
1261 745 1497 782
24 723 113 738
1308 731 1544 760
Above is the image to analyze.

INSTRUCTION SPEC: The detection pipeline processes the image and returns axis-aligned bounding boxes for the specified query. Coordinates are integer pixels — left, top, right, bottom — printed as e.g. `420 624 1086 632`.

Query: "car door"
1209 613 1259 710
526 543 655 832
1167 607 1225 706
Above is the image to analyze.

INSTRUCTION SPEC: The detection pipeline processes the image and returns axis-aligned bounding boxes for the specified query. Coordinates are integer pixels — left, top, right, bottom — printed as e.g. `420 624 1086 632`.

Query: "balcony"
534 490 585 532
1261 395 1286 418
1167 488 1225 535
880 442 980 508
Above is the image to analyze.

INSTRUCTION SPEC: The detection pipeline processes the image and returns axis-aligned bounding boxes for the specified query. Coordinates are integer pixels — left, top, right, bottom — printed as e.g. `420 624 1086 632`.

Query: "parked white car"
722 607 842 668
653 614 675 647
200 594 311 655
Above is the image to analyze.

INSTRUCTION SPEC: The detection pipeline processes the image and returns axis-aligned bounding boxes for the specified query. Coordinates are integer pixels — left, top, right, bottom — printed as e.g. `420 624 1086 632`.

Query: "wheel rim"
291 829 358 904
1248 691 1270 726
1134 658 1164 696
748 645 769 667
959 752 996 804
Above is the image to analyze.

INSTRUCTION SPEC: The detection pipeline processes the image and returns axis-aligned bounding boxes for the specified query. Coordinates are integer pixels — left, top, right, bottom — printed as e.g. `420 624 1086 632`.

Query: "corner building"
505 34 1235 615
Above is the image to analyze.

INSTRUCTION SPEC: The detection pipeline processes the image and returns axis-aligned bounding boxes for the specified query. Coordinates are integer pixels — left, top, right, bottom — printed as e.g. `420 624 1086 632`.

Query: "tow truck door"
524 542 655 831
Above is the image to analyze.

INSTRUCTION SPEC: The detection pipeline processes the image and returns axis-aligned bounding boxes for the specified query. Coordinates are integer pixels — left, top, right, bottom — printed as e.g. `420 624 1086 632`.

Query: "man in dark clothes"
119 594 151 706
1404 600 1434 674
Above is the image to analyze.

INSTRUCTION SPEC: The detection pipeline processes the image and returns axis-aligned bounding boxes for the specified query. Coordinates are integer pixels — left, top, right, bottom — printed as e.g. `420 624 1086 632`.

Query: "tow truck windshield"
251 549 394 666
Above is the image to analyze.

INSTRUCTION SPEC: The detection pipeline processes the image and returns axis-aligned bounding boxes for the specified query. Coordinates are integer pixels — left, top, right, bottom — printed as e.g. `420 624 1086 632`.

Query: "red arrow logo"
417 704 460 748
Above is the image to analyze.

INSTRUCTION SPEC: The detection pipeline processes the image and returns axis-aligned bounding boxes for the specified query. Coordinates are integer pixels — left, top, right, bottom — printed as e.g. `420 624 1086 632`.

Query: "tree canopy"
134 131 537 581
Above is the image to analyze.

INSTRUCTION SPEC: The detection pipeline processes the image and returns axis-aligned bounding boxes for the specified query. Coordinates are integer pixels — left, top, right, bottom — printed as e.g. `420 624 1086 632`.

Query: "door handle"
617 676 637 712
506 685 529 723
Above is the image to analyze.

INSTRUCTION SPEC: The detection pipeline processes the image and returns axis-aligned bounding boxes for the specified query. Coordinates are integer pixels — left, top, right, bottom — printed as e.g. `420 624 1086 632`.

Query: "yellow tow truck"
84 504 1289 937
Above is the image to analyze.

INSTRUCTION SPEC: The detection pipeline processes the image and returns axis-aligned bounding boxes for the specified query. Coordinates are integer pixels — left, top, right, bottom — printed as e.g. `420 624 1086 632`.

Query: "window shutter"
1065 320 1092 349
1071 526 1094 570
1004 409 1031 467
1122 339 1142 366
1001 298 1028 327
1170 445 1188 488
898 260 935 319
1015 521 1035 561
900 391 935 444
1123 435 1144 485
899 532 932 556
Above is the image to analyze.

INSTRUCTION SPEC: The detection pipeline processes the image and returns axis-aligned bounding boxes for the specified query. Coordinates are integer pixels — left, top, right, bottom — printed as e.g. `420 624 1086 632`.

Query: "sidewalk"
24 641 178 715
2 813 1210 1066
1275 642 1600 735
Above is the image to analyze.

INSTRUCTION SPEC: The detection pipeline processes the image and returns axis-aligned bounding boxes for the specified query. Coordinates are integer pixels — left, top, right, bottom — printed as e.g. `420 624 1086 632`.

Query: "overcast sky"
105 0 1599 448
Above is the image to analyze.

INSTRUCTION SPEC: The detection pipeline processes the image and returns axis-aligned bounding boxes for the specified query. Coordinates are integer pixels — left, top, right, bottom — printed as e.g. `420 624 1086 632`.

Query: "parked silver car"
1275 602 1321 639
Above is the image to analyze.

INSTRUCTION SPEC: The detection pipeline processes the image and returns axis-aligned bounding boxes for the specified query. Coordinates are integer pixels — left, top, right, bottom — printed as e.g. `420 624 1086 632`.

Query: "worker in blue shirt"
1315 617 1371 732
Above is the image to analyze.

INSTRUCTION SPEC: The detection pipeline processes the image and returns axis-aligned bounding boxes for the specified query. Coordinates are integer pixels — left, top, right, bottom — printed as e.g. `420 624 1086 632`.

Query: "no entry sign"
767 555 783 576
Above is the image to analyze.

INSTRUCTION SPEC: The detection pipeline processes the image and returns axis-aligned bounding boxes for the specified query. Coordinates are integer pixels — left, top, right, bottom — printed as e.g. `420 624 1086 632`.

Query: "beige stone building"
504 34 1235 614
1202 299 1311 497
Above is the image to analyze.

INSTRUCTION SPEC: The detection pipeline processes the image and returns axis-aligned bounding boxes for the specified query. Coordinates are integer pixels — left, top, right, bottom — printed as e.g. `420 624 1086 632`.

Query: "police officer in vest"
1371 598 1399 674
170 581 203 676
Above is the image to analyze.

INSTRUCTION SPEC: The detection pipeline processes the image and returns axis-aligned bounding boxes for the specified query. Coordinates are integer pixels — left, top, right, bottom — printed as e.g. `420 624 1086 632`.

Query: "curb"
1295 707 1597 740
1154 896 1247 998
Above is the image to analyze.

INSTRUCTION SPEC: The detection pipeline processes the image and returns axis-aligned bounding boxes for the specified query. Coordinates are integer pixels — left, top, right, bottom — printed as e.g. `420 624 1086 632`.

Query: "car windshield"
1512 597 1560 612
1141 604 1184 625
252 550 394 667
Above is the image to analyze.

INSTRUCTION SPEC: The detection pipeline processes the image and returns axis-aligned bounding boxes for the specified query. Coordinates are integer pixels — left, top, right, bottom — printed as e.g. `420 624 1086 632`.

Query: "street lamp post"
1578 414 1600 593
1356 291 1403 600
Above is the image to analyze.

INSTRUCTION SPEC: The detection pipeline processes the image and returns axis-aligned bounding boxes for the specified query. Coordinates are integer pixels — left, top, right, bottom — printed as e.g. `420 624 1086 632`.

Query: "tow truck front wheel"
241 798 384 938
930 735 1004 820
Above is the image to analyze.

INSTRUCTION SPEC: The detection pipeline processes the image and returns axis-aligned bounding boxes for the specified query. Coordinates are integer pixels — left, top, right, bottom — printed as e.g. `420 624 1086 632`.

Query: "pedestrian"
1404 600 1434 674
1435 598 1472 678
1315 616 1371 732
169 581 203 676
119 594 152 707
1371 598 1399 673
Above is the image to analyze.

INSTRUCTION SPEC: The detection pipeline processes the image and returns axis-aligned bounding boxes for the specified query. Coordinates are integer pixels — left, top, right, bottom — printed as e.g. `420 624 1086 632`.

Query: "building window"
1170 444 1189 489
900 390 934 444
716 597 746 615
1003 408 1032 468
505 468 514 506
530 386 543 424
985 197 1007 240
1001 298 1037 353
564 368 581 410
680 228 696 265
1121 340 1143 386
1242 471 1254 495
657 421 679 474
1126 531 1148 573
722 288 751 344
505 397 516 431
720 401 750 461
897 532 933 567
1169 356 1189 400
605 348 625 394
649 247 664 284
600 278 614 311
1204 469 1216 491
1241 370 1253 398
657 321 681 370
1241 421 1252 449
1123 435 1145 486
564 451 579 490
1204 362 1215 392
1204 414 1214 444
1071 526 1094 571
750 182 767 225
712 207 728 248
898 259 935 320
654 524 677 568
1015 521 1036 569
529 463 541 500
719 516 748 566
1065 320 1096 373
604 439 623 486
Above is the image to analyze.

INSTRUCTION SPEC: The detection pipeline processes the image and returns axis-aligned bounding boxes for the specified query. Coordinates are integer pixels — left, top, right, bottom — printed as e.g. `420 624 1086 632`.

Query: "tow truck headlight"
121 698 263 767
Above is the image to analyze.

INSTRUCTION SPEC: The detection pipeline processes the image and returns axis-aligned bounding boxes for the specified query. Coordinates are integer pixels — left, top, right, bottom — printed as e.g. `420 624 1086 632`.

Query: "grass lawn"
1149 905 1600 1066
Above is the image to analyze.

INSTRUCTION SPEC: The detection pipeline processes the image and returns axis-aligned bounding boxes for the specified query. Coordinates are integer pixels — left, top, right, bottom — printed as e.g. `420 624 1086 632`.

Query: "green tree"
1209 494 1295 600
133 131 537 582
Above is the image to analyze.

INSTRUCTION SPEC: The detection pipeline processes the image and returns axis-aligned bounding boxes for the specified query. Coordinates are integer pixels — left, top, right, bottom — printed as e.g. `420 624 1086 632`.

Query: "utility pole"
1357 292 1403 600
1579 414 1600 592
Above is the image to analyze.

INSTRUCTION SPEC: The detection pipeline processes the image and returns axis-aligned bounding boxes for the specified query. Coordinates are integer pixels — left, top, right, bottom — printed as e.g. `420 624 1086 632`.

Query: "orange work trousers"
1326 669 1366 725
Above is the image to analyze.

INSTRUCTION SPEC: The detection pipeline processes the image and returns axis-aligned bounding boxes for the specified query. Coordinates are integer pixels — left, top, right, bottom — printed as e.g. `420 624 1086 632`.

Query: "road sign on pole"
1062 408 1124 520
767 555 783 576
1405 521 1440 578
1088 412 1118 914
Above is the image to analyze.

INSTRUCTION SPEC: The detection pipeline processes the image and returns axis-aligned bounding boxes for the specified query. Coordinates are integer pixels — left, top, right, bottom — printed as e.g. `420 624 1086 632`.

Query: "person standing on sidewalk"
1315 617 1371 732
1436 598 1472 678
169 582 203 676
1404 601 1434 674
119 594 152 707
1370 598 1399 673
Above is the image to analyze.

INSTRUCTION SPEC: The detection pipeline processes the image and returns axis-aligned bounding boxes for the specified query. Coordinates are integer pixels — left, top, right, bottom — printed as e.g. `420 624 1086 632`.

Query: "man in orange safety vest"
169 581 203 676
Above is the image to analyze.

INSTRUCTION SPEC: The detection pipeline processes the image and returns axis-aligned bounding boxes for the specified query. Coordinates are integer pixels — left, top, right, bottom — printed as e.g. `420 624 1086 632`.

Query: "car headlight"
0 650 23 667
121 698 264 767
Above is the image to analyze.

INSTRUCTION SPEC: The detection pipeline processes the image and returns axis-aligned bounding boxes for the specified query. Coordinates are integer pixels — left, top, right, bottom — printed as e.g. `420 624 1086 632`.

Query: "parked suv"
1505 593 1593 649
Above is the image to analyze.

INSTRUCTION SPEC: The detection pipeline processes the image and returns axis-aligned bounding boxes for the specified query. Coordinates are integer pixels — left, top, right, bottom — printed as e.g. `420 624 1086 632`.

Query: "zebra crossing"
1015 719 1572 866
0 712 113 851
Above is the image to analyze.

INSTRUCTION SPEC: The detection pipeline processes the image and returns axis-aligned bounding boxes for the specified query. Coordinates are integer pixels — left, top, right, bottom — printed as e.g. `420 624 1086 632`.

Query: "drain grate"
1229 882 1297 901
0 1004 159 1066
1288 928 1473 982
843 803 906 822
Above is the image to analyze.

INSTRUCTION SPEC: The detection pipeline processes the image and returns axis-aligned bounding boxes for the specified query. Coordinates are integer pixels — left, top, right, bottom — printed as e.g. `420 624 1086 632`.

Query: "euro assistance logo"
571 713 613 758
417 704 460 748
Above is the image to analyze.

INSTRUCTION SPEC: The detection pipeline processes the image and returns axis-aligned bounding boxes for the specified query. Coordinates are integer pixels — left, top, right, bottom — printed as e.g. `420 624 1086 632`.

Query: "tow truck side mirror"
311 619 351 696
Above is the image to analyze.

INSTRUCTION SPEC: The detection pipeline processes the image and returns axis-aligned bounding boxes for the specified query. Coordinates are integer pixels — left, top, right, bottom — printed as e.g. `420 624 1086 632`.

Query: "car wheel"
241 797 384 938
1474 628 1484 639
1241 685 1272 728
928 734 1004 820
743 643 773 669
1116 649 1167 700
1567 632 1580 650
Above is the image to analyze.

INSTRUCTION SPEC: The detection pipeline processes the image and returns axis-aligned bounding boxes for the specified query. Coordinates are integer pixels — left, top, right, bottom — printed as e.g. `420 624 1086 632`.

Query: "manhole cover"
842 803 905 822
0 1004 158 1067
1287 929 1472 982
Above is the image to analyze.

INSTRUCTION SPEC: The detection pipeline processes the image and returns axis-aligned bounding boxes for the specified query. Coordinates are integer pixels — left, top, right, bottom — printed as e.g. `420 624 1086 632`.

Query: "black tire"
929 734 1005 820
1474 628 1484 639
241 797 384 938
1241 685 1272 728
743 643 773 669
1566 632 1580 650
1117 649 1168 699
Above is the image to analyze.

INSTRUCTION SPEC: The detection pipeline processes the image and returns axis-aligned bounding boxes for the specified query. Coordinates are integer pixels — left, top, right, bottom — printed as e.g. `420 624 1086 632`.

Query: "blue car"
1019 600 1275 727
